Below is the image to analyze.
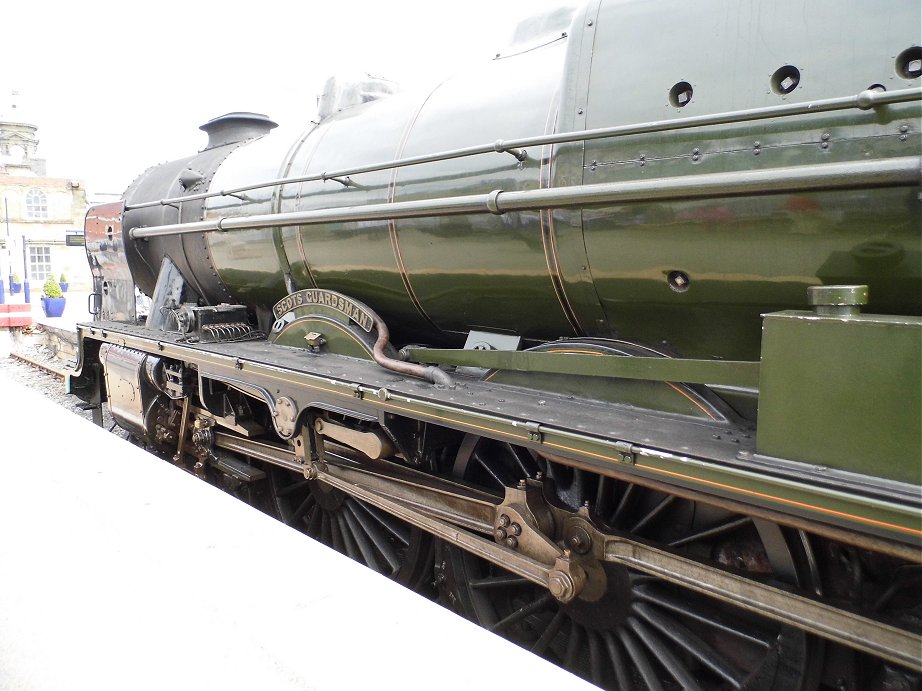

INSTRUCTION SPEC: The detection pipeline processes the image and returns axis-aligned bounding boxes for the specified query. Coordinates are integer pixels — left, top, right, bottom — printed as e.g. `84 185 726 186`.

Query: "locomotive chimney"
198 112 278 150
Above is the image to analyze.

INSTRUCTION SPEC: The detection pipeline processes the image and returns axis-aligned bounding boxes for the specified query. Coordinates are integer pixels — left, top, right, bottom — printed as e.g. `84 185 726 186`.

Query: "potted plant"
11 271 21 294
41 277 66 318
59 272 69 293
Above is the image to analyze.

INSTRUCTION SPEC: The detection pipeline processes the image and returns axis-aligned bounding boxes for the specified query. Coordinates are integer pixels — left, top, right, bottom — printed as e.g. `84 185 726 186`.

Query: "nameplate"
272 290 374 333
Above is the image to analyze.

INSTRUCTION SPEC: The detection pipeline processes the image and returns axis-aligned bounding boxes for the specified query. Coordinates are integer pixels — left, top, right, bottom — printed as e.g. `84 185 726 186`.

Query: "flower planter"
41 296 66 318
59 282 69 293
11 281 22 294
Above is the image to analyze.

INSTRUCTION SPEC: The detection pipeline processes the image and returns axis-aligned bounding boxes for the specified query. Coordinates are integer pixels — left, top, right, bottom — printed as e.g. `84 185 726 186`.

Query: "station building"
0 91 91 300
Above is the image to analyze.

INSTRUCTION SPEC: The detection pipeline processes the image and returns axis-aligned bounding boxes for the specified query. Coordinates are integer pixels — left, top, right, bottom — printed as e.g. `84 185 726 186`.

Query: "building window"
26 189 48 220
29 245 52 281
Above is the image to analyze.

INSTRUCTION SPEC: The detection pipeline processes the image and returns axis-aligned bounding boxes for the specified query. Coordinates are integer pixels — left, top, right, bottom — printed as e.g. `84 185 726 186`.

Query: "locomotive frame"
68 2 921 688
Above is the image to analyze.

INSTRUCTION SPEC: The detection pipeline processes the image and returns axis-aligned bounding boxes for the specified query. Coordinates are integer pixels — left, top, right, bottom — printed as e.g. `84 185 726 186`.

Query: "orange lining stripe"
544 440 920 536
116 336 917 538
639 463 922 537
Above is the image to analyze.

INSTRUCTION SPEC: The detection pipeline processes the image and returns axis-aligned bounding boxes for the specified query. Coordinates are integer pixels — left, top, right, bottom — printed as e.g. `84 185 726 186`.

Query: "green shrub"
59 273 68 283
42 277 63 298
12 272 20 283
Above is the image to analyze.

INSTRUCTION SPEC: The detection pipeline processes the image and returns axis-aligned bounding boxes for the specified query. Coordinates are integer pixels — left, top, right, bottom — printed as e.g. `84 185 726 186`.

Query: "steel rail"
10 352 69 380
124 87 921 211
130 156 921 239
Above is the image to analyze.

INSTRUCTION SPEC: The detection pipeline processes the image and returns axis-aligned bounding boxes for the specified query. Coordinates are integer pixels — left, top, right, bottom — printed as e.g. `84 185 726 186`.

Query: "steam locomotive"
70 1 921 688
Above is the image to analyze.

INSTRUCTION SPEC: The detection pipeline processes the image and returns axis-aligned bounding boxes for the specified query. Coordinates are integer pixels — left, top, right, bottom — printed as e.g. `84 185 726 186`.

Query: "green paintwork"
76 322 922 547
757 310 922 484
271 316 375 360
193 0 920 364
108 1 922 541
408 348 760 388
267 290 390 360
453 339 735 420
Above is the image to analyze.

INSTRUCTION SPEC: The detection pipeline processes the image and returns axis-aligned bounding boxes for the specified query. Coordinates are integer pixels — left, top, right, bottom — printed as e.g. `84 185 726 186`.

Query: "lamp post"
1 196 8 305
22 233 30 303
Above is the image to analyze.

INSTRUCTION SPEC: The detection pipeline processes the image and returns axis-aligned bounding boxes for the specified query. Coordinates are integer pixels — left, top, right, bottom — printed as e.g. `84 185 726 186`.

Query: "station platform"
0 289 93 331
0 290 92 359
0 376 595 690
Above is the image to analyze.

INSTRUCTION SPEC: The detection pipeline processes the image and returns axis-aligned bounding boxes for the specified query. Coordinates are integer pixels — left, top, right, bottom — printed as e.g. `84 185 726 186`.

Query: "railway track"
10 350 70 380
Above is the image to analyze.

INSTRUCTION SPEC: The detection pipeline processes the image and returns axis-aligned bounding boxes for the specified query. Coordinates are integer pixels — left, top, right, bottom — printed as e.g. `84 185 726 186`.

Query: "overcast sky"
3 0 571 195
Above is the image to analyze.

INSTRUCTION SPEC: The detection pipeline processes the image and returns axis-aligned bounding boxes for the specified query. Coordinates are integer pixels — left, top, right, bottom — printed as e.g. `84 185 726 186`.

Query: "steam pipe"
125 87 921 211
130 156 921 240
369 312 454 388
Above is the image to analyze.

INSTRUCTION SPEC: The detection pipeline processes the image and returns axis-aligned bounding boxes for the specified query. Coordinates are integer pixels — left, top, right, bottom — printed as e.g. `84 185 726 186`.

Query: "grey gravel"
1 328 119 430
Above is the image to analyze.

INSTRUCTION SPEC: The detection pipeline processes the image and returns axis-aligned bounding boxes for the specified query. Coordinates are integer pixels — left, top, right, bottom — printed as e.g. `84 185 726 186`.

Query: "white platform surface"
0 375 597 690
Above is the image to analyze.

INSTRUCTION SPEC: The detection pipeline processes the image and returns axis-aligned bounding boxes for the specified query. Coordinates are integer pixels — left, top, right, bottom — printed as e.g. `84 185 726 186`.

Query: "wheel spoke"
336 513 360 561
574 468 589 506
630 494 676 535
285 492 316 527
603 631 632 691
619 626 665 691
319 511 332 544
669 516 752 548
633 583 773 648
353 500 411 547
531 608 567 656
505 442 537 480
473 448 515 489
345 499 401 575
469 574 532 590
341 503 383 573
588 630 604 685
634 601 745 688
487 592 553 633
595 475 613 515
563 621 583 669
611 483 636 525
329 511 346 553
629 616 704 691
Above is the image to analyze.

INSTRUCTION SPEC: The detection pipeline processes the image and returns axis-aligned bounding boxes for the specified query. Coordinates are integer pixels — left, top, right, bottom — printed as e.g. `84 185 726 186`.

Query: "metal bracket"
525 421 543 443
494 139 528 162
320 173 354 187
613 440 636 464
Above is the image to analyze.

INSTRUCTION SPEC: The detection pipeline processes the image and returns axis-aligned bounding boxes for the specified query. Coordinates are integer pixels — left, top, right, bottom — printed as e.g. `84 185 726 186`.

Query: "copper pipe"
370 312 453 387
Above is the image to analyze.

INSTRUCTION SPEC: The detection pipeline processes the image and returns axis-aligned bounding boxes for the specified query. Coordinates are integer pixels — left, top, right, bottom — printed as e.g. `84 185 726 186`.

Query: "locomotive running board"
212 431 922 672
72 321 922 557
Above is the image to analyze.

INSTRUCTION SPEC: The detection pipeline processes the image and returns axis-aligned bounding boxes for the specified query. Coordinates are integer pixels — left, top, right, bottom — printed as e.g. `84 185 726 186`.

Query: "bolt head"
547 571 576 602
567 526 592 554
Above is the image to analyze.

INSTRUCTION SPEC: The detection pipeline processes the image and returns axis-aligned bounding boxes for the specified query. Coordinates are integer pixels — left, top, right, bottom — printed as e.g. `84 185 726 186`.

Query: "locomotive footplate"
74 319 921 557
